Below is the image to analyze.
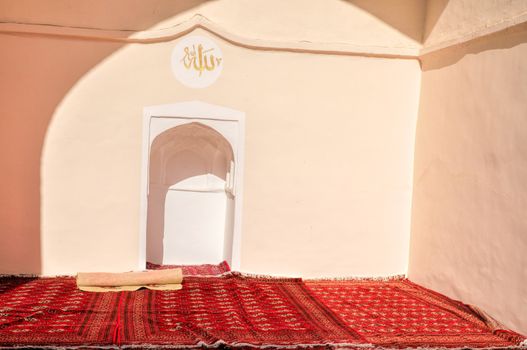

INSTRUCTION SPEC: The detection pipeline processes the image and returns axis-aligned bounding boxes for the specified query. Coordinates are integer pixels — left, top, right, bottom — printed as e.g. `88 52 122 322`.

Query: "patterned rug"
0 273 365 349
118 273 365 348
306 278 526 349
146 261 231 275
0 273 525 349
0 276 115 347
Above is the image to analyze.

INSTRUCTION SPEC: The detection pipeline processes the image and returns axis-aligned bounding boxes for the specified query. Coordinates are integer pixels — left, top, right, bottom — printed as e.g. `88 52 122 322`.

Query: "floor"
0 262 525 349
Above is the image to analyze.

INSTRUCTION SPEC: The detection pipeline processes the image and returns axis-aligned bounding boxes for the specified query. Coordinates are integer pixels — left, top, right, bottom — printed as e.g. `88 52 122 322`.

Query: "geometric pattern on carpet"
0 276 115 347
0 272 525 349
146 260 231 275
120 272 366 348
0 273 366 349
306 278 526 349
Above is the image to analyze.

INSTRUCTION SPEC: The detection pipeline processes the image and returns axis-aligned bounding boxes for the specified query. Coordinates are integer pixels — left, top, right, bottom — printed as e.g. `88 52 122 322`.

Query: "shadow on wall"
421 0 449 44
0 1 207 275
421 21 527 70
146 123 233 265
346 0 434 43
0 0 207 30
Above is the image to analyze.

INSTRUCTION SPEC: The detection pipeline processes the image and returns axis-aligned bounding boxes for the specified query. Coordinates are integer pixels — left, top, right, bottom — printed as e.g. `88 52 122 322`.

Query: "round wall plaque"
171 35 223 89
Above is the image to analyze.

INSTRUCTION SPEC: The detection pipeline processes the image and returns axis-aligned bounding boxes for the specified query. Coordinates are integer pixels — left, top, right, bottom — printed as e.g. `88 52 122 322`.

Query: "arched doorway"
147 123 234 265
139 101 245 269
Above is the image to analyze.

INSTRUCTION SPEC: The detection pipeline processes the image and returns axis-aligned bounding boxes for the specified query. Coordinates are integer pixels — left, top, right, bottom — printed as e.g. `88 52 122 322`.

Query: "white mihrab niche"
139 102 245 270
171 35 223 89
141 38 241 269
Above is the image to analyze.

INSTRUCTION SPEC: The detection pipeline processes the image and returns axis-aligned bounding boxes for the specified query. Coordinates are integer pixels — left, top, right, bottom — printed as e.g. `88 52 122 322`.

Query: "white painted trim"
3 12 526 59
0 14 420 59
139 101 245 270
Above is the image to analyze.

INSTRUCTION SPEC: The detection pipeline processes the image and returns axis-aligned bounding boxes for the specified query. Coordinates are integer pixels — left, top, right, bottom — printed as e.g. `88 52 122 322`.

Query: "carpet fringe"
116 340 376 349
0 273 75 278
2 343 525 350
0 273 42 278
0 272 407 282
303 274 406 282
214 271 407 282
0 346 119 349
208 270 304 281
375 345 527 350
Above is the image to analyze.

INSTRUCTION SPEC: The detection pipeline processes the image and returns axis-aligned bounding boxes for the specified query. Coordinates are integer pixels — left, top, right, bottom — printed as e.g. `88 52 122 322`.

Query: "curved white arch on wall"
139 101 245 270
0 14 420 59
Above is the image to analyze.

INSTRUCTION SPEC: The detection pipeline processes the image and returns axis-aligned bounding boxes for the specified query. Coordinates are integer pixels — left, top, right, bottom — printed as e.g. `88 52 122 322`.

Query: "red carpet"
0 273 364 349
119 273 364 348
306 278 526 349
0 272 525 349
0 276 115 347
146 260 231 275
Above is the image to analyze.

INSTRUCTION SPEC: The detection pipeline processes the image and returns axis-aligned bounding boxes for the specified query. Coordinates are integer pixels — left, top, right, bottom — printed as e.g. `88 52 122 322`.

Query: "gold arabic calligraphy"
181 44 222 76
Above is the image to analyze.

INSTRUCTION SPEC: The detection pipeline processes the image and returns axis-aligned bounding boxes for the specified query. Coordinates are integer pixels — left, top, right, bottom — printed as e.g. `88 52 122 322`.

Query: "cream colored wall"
0 27 421 278
41 28 420 277
409 23 527 334
0 0 422 277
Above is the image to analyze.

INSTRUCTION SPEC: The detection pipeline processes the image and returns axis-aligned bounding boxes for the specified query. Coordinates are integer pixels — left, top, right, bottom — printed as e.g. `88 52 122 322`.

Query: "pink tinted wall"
0 1 208 275
409 23 527 334
0 35 123 274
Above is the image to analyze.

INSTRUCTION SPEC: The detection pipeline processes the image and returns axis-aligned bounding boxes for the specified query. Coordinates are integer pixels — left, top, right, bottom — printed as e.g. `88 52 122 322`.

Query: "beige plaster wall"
0 23 420 276
0 0 424 50
0 33 124 275
423 0 527 49
409 24 527 334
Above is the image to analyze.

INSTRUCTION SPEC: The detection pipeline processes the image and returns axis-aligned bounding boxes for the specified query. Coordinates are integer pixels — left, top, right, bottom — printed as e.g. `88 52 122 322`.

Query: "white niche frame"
139 101 245 270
